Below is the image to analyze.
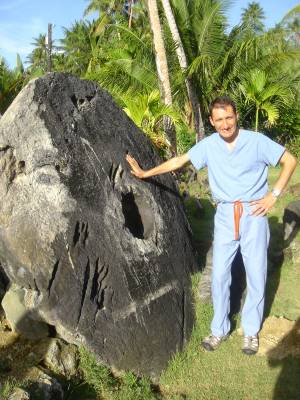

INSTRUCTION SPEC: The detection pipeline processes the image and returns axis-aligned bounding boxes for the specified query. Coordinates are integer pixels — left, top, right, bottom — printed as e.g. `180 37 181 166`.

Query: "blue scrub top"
188 129 285 202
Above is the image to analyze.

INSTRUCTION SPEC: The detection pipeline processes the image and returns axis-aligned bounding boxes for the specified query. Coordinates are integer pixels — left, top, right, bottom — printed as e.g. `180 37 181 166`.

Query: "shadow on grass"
268 318 300 400
264 216 285 318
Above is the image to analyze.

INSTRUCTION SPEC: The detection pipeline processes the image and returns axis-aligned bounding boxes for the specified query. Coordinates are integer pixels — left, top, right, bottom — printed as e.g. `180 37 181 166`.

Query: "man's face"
209 105 239 141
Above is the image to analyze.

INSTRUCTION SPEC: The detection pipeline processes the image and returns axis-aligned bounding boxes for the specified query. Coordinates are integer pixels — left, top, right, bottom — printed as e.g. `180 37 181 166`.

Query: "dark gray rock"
0 73 196 377
0 263 9 304
28 370 63 400
283 200 300 243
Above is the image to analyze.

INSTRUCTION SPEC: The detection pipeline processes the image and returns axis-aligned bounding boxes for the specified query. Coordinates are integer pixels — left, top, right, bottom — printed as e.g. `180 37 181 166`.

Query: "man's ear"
237 113 239 121
209 116 214 127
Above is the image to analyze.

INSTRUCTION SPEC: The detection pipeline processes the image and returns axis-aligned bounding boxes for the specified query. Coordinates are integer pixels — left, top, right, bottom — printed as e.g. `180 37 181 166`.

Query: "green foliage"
0 56 25 114
238 68 293 131
286 136 300 158
176 123 196 154
26 33 48 74
78 346 115 393
0 378 28 400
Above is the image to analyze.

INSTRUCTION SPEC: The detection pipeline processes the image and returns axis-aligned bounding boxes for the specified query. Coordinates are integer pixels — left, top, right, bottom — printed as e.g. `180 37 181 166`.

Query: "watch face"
272 189 281 197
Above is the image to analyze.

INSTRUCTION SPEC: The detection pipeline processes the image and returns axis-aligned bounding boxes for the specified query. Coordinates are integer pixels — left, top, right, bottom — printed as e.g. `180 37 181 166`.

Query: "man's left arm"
250 151 298 216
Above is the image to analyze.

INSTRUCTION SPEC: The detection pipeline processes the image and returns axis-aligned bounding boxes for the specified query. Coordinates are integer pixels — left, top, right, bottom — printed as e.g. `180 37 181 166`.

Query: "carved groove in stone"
77 258 90 325
47 259 60 297
109 163 124 189
72 221 89 248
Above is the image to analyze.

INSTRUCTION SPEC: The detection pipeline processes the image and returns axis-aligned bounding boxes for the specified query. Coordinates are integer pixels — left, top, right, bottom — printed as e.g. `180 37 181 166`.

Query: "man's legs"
211 204 240 337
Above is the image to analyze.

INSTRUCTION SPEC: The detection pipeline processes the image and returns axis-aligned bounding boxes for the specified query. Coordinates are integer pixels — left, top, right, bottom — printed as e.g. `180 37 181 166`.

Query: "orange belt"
233 200 243 240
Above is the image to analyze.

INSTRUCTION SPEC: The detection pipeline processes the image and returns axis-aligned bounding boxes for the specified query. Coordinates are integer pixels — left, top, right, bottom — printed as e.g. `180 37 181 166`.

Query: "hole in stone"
55 164 60 173
70 95 77 108
18 160 25 172
121 192 154 240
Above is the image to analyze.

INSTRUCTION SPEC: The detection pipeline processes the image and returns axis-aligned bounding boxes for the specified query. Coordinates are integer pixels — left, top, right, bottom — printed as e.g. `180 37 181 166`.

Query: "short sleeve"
188 139 208 170
258 134 285 167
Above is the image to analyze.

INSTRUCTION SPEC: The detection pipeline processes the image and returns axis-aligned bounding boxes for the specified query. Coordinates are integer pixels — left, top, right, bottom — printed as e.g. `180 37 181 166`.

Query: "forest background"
1 0 300 158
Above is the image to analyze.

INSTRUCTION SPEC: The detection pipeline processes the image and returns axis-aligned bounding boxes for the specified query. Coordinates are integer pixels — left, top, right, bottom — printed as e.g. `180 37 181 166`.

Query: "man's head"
209 96 239 142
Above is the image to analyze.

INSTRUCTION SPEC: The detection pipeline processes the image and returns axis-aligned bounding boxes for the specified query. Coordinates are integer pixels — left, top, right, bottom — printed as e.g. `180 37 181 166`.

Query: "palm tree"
241 2 265 34
146 0 176 153
168 0 229 126
161 0 205 141
0 55 25 114
60 20 94 76
27 34 48 72
238 68 293 131
281 5 300 45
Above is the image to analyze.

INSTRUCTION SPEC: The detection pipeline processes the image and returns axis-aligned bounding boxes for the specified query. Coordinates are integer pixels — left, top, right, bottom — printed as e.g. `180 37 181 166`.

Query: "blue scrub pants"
211 202 270 337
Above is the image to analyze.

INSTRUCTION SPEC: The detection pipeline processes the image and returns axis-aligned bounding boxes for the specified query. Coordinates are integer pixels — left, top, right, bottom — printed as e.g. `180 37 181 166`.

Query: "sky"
0 0 299 69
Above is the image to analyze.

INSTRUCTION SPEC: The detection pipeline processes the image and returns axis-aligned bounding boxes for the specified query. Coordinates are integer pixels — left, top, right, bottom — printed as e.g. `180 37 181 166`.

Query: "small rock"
1 285 49 340
42 338 79 376
29 370 64 400
8 388 30 400
0 331 19 347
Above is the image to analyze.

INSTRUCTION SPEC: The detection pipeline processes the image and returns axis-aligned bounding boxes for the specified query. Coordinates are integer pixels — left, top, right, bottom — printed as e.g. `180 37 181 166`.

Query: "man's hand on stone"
126 154 146 179
250 193 277 216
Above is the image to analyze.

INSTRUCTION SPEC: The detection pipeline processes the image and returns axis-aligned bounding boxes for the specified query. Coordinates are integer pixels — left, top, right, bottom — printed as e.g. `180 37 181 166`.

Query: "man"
126 96 297 355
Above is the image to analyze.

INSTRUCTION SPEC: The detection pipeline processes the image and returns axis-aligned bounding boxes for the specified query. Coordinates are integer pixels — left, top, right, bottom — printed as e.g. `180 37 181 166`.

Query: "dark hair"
209 96 237 116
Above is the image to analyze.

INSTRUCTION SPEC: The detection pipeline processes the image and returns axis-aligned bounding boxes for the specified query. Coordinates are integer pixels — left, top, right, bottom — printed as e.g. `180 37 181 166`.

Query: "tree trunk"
161 0 205 141
128 0 133 28
147 0 177 154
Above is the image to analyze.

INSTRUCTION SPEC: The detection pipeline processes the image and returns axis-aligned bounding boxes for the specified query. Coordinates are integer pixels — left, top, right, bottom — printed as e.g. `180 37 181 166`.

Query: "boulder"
2 284 50 339
8 388 30 400
283 200 300 243
0 73 196 377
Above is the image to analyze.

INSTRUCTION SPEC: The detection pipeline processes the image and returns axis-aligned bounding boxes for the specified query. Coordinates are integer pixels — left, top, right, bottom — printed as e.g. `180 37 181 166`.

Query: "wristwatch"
271 188 281 198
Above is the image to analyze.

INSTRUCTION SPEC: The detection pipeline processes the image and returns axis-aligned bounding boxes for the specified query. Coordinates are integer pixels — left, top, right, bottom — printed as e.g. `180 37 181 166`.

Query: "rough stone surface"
2 285 50 339
27 369 64 400
0 72 196 377
41 338 79 376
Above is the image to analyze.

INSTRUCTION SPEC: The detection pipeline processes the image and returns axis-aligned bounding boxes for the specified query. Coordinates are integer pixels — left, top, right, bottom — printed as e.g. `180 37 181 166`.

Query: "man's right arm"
126 153 191 179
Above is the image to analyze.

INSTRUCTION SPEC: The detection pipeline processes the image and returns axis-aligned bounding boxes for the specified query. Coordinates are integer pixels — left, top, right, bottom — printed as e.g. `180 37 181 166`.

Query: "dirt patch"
258 316 300 359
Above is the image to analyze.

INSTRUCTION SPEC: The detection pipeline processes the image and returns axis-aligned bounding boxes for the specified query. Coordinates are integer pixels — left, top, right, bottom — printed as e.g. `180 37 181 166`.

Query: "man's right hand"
126 154 146 179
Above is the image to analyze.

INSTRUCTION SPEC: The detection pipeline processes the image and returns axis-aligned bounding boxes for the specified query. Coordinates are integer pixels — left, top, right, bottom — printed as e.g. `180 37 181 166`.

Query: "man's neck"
222 128 240 150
